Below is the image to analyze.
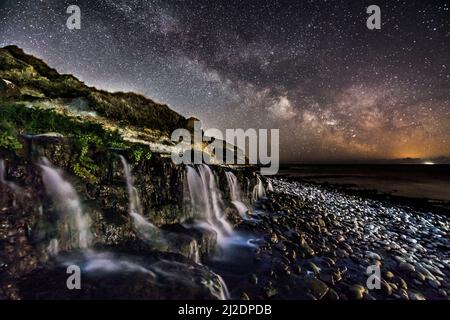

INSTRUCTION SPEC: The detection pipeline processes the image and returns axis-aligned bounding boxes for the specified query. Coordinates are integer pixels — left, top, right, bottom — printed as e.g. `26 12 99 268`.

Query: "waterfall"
252 176 266 202
186 164 233 243
188 240 201 264
0 159 5 184
119 156 166 248
202 277 230 300
225 171 243 202
39 158 92 251
267 179 274 192
225 171 249 218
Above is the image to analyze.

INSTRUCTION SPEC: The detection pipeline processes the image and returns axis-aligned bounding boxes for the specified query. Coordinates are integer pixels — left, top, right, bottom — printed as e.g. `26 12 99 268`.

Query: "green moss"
130 145 152 165
0 102 124 182
0 116 22 151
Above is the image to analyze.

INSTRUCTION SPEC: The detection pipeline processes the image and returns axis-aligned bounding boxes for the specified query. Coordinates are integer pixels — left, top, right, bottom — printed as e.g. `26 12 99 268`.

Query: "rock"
323 257 335 267
305 278 329 300
289 249 297 260
324 288 340 300
364 293 376 300
0 79 20 97
270 233 279 244
399 289 409 300
249 274 258 285
241 292 250 300
408 292 426 300
398 278 408 290
319 273 335 286
17 252 228 300
348 284 366 300
299 243 315 258
307 262 321 275
380 280 392 296
398 262 415 273
264 286 278 298
385 271 394 280
438 289 447 297
317 218 326 227
413 272 426 282
333 270 342 283
294 265 302 274
427 279 441 289
365 251 382 260
389 282 398 291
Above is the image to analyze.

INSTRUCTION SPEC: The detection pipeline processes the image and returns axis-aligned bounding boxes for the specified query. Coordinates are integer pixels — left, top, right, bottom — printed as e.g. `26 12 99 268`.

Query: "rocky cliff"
0 46 256 299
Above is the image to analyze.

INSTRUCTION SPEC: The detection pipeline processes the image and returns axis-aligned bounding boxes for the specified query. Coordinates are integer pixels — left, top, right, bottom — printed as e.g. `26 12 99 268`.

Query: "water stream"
186 164 233 244
119 155 167 249
252 176 266 202
225 171 250 218
39 158 92 252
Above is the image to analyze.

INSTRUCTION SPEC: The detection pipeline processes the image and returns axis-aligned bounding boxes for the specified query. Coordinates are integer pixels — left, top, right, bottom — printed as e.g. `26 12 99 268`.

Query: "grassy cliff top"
0 45 187 134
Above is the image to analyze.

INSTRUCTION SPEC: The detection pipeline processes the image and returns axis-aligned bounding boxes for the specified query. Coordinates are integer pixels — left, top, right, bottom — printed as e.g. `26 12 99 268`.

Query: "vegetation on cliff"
0 45 187 134
0 46 190 182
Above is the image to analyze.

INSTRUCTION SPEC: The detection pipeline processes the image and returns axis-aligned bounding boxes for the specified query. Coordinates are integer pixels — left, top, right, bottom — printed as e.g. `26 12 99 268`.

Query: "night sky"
0 0 449 162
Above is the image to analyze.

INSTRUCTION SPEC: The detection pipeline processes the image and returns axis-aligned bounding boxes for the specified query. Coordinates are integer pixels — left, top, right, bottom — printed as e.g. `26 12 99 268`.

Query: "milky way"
0 0 449 162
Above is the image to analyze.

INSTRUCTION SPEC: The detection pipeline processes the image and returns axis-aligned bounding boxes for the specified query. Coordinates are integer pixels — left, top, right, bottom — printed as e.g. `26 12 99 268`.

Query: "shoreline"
275 173 450 217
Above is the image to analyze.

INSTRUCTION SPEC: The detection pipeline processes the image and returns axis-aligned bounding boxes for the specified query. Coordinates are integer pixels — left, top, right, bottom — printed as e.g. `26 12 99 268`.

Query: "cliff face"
0 46 257 299
0 137 183 293
0 134 256 299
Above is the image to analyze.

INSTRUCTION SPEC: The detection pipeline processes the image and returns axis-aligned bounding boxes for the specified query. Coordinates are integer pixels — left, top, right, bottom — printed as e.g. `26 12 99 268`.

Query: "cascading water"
39 158 92 252
267 179 274 192
189 240 201 264
225 171 249 218
0 159 5 184
119 155 167 249
186 164 233 243
252 176 266 202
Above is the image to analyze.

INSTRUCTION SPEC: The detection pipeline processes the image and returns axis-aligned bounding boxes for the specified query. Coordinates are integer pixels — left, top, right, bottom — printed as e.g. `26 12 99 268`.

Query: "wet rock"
324 288 340 300
305 278 329 300
17 251 228 300
263 286 278 298
380 280 392 296
307 262 321 275
348 284 366 300
249 274 258 285
408 292 426 300
398 278 408 290
385 271 394 280
269 233 279 244
241 292 250 300
428 279 441 289
299 243 315 258
413 272 426 282
438 289 447 297
365 251 382 260
319 273 335 286
398 262 415 273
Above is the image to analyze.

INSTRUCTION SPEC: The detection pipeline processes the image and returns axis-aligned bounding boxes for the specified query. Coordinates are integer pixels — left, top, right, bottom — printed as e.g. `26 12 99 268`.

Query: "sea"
277 164 450 203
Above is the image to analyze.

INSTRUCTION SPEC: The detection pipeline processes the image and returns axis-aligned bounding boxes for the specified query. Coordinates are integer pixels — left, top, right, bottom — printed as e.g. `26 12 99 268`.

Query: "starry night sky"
0 0 449 162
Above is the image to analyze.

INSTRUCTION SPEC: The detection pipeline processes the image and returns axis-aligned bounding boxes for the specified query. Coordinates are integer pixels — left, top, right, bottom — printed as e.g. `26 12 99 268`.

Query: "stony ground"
224 177 450 300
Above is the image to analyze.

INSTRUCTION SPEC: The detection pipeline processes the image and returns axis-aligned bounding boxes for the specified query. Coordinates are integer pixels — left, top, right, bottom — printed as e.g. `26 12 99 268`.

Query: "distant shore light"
423 161 435 165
